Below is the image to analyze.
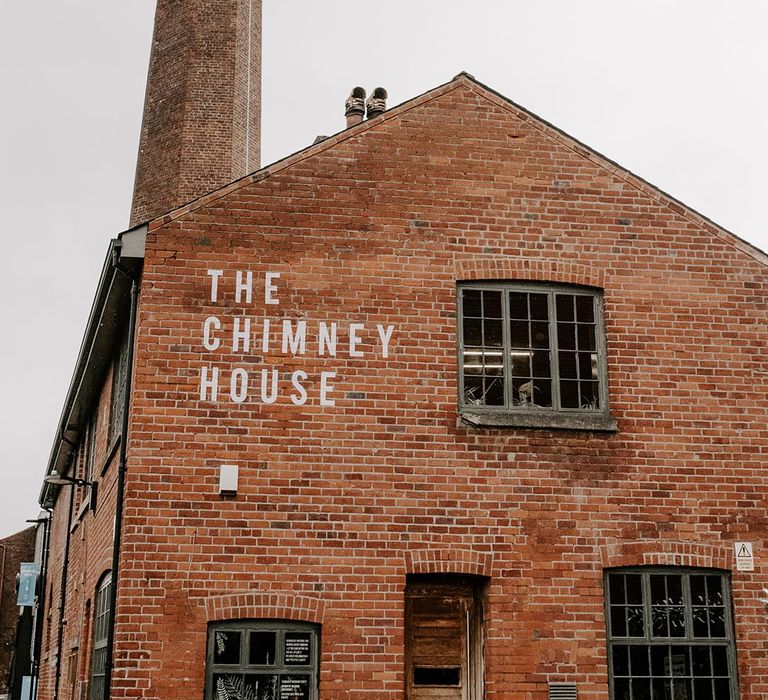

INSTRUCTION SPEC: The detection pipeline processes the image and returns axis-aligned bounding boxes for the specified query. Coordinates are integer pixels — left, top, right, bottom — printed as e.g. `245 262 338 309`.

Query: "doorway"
405 575 485 700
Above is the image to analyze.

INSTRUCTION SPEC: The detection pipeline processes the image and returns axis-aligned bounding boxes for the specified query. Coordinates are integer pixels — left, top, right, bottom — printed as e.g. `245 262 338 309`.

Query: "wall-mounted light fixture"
44 471 97 509
44 471 92 487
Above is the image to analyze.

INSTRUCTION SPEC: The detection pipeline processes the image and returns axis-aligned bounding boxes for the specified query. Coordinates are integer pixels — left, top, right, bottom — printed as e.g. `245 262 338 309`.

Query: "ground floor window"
206 621 319 700
405 574 485 700
606 568 737 699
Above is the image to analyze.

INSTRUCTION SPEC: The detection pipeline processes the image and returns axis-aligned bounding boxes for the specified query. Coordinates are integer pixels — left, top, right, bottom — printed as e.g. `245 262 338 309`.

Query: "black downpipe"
52 486 76 700
31 510 52 700
103 266 138 700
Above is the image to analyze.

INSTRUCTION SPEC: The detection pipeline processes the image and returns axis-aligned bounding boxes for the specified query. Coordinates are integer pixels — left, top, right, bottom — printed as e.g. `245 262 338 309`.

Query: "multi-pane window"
90 572 112 700
606 568 737 700
85 412 96 483
108 326 130 443
206 621 319 700
458 283 608 414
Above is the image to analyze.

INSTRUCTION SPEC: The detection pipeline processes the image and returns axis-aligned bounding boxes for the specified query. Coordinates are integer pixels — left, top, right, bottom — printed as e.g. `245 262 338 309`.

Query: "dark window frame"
205 620 319 700
85 412 96 484
605 567 739 700
108 325 130 445
89 571 112 700
457 282 616 431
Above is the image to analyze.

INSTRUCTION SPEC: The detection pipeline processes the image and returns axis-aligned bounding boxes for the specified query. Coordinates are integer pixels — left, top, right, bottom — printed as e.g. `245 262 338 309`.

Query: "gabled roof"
151 72 767 267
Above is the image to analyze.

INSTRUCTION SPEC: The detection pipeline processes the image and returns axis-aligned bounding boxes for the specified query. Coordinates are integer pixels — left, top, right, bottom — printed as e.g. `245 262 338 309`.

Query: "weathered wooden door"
405 576 483 700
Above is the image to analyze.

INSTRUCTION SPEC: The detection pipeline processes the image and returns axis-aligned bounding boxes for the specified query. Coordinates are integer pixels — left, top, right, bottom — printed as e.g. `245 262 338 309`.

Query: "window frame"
457 281 616 431
108 324 130 445
89 571 112 700
205 620 320 700
604 567 739 700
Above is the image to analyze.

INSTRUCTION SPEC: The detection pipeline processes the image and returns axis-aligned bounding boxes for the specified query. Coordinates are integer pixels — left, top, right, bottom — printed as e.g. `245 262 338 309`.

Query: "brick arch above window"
600 540 733 571
204 592 325 625
454 256 606 289
405 547 494 578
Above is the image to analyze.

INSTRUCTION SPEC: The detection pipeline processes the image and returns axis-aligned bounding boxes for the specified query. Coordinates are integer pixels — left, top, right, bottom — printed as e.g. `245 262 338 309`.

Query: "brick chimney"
130 0 262 226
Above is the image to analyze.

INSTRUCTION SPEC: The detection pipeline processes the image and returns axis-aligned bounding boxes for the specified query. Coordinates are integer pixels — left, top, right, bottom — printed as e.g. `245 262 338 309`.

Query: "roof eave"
39 225 146 508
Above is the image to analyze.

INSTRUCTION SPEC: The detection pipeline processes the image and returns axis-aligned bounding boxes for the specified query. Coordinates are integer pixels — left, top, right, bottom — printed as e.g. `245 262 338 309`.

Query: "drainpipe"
103 249 139 700
52 487 76 700
31 509 52 700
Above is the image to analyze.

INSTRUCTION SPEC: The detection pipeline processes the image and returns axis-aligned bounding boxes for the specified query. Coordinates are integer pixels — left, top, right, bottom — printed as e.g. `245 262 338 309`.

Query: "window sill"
459 409 618 432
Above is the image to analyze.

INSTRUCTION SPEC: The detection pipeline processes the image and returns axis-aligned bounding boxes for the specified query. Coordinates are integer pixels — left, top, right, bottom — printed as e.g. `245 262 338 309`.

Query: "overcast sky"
0 1 766 538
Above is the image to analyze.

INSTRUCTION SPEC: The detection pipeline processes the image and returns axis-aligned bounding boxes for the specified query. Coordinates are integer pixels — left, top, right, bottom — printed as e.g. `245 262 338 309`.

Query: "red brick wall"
130 0 262 227
0 527 36 694
113 79 768 698
37 368 121 700
47 77 768 699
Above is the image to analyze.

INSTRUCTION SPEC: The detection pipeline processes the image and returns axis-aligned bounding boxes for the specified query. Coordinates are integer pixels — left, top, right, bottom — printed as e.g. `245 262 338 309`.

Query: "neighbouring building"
0 527 36 699
28 2 768 699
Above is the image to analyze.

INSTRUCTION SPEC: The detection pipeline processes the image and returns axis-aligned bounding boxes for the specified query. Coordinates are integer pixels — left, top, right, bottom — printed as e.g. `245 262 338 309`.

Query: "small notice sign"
279 676 309 700
284 633 311 665
735 542 754 572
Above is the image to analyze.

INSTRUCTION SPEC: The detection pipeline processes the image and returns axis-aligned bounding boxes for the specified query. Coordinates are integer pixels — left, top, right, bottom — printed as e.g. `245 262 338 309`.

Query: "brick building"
0 527 36 699
31 2 768 700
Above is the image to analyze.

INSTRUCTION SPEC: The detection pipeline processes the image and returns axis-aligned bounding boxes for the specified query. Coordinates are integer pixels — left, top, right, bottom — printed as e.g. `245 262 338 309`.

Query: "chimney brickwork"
130 0 262 227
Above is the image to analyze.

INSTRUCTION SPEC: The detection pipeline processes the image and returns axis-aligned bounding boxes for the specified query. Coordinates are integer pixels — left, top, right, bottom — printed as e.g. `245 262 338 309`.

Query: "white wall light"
219 464 239 496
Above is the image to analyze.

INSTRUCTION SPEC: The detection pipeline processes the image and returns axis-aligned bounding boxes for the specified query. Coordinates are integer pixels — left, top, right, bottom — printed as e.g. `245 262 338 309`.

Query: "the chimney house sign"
197 270 395 407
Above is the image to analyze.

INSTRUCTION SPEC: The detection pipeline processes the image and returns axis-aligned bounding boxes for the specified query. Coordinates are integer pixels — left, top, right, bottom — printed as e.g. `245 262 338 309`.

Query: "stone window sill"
459 409 618 432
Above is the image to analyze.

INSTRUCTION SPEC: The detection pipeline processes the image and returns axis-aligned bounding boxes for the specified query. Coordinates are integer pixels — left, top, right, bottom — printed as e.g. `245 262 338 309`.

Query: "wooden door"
405 577 481 700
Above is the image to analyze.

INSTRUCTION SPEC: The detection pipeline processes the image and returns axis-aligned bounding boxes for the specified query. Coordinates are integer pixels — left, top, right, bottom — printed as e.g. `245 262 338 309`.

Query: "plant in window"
464 377 503 406
216 675 256 700
216 632 227 657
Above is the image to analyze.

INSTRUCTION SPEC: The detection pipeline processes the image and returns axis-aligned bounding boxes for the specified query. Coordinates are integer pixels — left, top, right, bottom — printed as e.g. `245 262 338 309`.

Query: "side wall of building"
37 367 124 700
106 82 768 699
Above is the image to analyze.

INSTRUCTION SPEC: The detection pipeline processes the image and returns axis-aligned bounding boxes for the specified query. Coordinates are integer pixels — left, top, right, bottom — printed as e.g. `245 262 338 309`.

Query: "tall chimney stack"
130 0 262 226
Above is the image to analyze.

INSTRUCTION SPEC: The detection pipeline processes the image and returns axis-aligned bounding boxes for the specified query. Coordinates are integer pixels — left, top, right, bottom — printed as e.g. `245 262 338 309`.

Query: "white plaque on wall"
735 541 755 572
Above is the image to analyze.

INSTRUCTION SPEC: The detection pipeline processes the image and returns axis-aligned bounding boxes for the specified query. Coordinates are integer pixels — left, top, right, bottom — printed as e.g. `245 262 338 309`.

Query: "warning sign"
735 542 754 572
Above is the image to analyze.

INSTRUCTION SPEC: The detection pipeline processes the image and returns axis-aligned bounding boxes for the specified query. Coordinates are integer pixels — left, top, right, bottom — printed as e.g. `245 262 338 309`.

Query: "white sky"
0 1 766 538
